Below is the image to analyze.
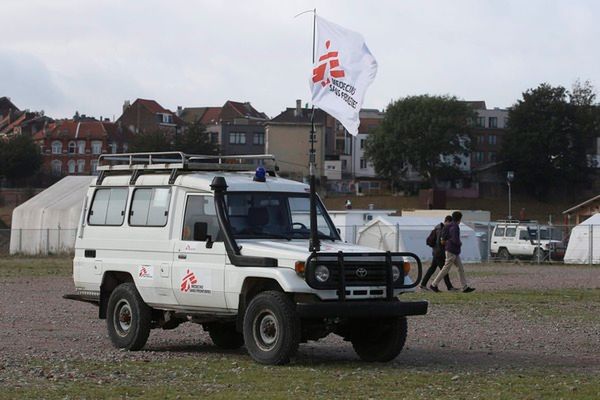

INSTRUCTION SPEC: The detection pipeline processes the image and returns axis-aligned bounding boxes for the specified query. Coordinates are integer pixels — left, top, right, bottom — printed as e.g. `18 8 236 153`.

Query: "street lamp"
506 171 514 220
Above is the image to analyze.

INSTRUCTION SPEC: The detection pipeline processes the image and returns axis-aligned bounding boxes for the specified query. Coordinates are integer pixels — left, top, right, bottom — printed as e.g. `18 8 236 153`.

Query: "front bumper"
296 300 428 318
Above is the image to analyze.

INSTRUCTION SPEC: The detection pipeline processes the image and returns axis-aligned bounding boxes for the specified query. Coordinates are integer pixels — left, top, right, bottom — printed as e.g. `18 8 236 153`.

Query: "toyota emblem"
355 267 368 278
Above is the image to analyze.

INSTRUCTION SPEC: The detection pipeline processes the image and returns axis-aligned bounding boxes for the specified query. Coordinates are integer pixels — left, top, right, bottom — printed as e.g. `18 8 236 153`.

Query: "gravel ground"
0 263 599 379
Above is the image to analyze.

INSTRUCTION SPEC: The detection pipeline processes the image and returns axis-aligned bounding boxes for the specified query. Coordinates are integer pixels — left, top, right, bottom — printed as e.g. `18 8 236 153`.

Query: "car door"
504 226 518 254
172 194 227 310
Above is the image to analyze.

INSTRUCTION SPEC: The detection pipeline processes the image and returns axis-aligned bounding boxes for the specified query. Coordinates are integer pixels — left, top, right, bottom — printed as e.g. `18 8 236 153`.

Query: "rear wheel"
350 317 407 362
106 283 151 351
497 247 511 261
532 247 546 263
206 323 244 349
243 291 300 365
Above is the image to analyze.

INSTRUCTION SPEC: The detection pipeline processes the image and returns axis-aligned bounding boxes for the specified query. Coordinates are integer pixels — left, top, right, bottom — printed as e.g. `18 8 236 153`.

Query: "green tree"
501 82 600 198
0 134 42 184
172 121 219 155
365 95 475 189
128 130 172 153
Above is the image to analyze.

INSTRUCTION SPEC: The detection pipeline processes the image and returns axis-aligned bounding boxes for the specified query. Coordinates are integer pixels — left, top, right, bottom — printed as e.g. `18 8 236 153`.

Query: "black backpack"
426 227 437 248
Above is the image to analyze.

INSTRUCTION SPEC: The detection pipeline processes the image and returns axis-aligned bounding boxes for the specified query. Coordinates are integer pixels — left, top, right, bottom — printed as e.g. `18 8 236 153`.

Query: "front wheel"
350 317 407 362
106 282 152 351
532 247 546 264
243 291 300 365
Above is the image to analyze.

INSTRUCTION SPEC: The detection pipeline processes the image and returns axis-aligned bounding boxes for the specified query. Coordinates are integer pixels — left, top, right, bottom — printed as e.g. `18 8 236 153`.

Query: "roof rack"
95 152 279 185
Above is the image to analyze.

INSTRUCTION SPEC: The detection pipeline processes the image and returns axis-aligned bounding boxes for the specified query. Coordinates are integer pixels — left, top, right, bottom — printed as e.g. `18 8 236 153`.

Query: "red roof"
200 107 222 125
136 98 168 114
33 120 123 141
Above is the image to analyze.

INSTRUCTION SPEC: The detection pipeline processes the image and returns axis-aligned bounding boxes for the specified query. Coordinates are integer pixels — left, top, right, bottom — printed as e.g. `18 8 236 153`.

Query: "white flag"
310 16 378 136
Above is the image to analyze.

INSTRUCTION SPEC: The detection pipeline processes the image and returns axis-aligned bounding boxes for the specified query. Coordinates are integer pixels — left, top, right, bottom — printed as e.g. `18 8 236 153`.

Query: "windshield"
528 227 563 241
225 192 338 240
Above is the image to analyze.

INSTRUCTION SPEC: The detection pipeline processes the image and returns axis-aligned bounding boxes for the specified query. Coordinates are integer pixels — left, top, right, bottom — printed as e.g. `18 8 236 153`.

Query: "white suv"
490 220 565 262
65 152 427 365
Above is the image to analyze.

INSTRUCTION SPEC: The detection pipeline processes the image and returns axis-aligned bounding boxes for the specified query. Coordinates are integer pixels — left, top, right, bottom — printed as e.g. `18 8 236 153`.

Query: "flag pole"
308 8 320 253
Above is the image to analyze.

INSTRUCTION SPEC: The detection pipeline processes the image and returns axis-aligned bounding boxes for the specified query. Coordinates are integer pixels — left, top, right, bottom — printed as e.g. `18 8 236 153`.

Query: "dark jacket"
443 221 462 255
432 223 445 257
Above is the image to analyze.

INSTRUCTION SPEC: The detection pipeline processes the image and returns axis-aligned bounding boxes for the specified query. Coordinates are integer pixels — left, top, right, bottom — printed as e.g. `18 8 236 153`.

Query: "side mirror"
193 222 213 248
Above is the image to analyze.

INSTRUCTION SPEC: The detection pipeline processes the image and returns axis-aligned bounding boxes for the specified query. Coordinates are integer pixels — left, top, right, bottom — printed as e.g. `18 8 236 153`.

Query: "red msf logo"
312 40 345 87
139 266 149 277
180 269 197 292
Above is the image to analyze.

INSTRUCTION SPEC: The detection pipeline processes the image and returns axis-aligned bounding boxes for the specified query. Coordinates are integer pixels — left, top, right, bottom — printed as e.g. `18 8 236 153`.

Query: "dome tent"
356 216 482 263
10 176 93 255
564 213 600 264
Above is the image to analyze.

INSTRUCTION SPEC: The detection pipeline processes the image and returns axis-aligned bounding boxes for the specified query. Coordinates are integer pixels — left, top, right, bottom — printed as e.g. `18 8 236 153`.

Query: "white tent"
564 213 600 264
10 176 93 255
356 216 482 263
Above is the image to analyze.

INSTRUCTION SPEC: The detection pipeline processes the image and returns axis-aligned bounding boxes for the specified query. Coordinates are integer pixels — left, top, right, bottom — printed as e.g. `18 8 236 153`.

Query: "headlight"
315 265 330 283
392 265 401 282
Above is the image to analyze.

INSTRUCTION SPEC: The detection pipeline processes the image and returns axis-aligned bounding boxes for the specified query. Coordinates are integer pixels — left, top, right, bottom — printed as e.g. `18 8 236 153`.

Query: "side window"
129 188 171 227
505 227 517 237
182 195 221 241
494 227 505 237
519 230 529 240
88 188 128 226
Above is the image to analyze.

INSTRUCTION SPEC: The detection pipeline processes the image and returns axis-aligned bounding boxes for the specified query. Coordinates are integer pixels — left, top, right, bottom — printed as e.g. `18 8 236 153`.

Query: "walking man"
420 215 456 291
430 211 475 293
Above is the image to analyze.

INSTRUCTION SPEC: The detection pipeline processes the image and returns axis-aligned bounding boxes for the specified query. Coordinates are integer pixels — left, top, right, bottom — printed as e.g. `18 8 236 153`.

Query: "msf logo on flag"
312 40 345 88
180 269 198 292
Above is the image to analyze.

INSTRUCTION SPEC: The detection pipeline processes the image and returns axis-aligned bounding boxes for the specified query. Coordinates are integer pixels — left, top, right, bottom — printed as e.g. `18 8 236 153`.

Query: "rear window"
88 188 128 226
129 188 171 227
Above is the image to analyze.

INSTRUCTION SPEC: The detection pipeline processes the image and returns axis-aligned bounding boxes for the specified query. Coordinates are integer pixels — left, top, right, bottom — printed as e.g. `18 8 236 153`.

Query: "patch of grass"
0 256 72 278
2 357 598 399
402 288 600 321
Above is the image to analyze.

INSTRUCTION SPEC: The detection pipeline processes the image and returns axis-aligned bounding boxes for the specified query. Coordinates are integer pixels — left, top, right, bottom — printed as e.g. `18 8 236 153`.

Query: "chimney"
294 99 302 117
123 100 131 114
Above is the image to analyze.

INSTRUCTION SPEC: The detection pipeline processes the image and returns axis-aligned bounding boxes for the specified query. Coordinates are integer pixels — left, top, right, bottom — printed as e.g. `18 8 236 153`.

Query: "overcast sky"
2 0 599 120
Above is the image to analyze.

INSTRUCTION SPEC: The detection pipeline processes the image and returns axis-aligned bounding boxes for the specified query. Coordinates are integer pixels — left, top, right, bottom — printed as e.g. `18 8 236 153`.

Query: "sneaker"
447 287 459 292
429 285 441 293
462 286 476 293
419 285 429 291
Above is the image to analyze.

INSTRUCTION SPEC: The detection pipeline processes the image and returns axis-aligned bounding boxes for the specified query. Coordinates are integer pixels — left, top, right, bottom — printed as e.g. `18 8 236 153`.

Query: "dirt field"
0 258 599 399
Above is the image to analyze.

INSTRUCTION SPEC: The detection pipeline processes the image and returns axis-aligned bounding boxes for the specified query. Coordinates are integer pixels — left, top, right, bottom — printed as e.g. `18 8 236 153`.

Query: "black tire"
532 247 546 264
243 291 300 365
106 282 152 351
206 323 244 349
498 248 511 261
350 317 407 362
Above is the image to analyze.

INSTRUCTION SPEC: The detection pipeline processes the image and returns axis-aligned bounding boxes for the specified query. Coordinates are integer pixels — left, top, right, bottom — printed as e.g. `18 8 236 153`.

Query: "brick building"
118 98 185 136
33 120 129 176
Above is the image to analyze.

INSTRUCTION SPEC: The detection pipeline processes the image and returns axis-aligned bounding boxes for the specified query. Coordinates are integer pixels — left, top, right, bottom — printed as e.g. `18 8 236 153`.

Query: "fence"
4 228 78 255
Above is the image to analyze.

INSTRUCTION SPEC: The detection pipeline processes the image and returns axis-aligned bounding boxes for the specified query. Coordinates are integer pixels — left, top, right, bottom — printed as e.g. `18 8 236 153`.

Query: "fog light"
315 265 330 283
392 265 401 282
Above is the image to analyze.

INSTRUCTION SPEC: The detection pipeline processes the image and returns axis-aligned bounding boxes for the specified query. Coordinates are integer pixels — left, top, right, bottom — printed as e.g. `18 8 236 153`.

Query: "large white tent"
564 213 600 264
356 216 482 263
10 176 93 255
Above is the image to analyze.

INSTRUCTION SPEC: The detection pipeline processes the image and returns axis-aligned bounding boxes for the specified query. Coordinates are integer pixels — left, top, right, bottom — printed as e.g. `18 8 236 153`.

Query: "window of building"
476 117 486 127
51 141 62 155
181 195 220 241
489 152 497 162
253 133 265 145
91 160 98 175
488 134 497 145
360 139 366 149
68 141 77 154
77 140 86 154
360 158 367 169
477 135 485 145
39 145 44 154
77 160 85 173
91 141 102 155
109 142 117 154
88 188 128 226
489 117 498 128
51 160 62 176
341 159 347 170
474 152 485 163
122 143 128 153
129 188 171 227
68 160 76 174
229 132 246 144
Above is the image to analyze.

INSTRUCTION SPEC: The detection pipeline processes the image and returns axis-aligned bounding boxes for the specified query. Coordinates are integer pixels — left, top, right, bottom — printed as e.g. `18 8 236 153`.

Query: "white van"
65 152 427 365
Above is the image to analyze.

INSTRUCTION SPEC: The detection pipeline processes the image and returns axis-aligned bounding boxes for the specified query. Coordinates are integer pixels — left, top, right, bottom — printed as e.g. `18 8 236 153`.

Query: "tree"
501 82 600 199
364 95 475 189
129 130 172 153
0 134 42 184
172 121 219 155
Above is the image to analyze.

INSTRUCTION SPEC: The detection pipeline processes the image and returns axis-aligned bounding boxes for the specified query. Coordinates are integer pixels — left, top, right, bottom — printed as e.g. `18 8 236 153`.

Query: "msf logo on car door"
180 269 212 294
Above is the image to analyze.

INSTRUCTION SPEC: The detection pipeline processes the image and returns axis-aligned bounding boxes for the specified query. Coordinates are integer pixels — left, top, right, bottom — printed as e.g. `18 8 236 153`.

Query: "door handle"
178 254 187 260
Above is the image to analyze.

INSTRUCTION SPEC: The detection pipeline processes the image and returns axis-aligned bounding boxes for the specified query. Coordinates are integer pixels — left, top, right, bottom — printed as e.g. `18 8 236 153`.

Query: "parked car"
490 220 565 262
